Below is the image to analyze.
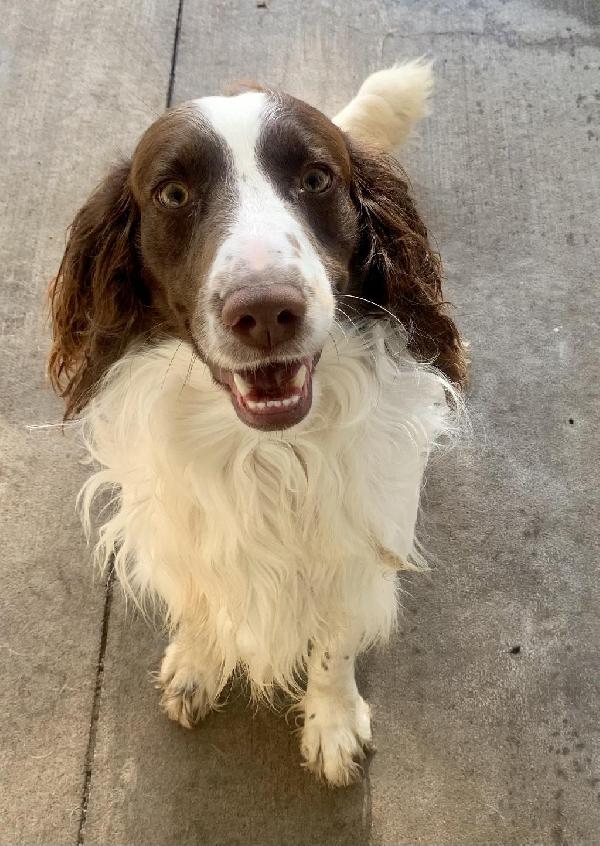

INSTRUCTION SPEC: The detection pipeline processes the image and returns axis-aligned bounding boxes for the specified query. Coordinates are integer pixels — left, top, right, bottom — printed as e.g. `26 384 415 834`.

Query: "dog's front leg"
300 635 373 786
158 619 226 729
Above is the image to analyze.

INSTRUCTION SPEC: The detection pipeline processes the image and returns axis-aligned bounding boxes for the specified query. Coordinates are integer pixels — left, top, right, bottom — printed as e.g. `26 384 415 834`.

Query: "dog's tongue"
237 360 305 397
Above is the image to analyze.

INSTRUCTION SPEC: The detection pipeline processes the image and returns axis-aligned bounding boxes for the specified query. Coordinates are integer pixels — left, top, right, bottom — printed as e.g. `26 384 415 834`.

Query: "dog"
48 59 466 786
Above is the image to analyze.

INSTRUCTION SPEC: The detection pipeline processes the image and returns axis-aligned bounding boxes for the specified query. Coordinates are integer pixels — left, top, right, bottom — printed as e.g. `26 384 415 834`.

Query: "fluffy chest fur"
81 323 454 692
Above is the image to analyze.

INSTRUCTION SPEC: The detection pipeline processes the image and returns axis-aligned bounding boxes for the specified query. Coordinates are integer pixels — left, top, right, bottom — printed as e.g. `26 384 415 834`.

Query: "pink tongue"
240 360 304 393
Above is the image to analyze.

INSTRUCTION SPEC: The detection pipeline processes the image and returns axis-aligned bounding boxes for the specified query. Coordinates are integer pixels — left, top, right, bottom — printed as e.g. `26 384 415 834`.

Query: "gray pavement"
1 1 599 844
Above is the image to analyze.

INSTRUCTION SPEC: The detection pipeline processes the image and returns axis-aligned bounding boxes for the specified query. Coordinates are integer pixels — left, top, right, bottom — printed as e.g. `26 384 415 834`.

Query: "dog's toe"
157 638 221 728
159 675 212 728
300 694 373 787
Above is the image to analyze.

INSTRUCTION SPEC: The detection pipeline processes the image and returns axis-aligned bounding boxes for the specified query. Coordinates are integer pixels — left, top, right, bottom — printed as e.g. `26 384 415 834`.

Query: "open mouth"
211 355 319 430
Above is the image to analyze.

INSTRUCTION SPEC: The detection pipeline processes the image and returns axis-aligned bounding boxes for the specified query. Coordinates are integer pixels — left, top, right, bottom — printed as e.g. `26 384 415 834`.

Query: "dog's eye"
155 181 189 208
301 166 332 194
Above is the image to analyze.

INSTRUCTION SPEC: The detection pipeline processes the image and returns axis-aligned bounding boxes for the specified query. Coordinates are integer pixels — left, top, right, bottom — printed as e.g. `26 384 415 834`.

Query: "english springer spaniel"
49 59 466 786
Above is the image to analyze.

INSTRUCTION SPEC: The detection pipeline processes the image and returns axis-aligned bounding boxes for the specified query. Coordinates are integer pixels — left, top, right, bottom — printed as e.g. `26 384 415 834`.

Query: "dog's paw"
300 693 373 787
159 673 213 729
158 645 216 729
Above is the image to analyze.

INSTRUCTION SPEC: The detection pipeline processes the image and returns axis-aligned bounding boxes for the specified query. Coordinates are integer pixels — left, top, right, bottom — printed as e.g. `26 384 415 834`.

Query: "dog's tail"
332 58 433 151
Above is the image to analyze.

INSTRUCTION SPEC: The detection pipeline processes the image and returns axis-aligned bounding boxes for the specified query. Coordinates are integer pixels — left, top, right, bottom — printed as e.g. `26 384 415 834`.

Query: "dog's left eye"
155 181 189 208
301 166 332 194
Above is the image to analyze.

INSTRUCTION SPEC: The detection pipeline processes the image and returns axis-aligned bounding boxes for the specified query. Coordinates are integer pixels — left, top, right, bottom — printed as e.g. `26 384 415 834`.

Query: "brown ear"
346 142 468 387
48 160 149 417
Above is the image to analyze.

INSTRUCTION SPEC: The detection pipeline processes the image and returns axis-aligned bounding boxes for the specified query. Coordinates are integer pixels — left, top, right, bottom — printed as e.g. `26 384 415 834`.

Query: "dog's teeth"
292 365 307 390
233 373 250 396
245 396 302 412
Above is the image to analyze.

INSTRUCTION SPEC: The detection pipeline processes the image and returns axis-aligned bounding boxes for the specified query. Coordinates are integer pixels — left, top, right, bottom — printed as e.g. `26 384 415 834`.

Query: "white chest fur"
80 322 455 692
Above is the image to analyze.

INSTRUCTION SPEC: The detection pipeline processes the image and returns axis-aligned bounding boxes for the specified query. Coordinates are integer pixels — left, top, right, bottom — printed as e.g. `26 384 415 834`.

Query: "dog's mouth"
210 354 320 430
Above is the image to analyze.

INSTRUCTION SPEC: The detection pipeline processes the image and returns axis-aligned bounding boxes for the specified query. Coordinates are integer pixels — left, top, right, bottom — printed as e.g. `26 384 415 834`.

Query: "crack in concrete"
378 28 598 52
167 0 185 108
75 5 184 841
76 562 115 846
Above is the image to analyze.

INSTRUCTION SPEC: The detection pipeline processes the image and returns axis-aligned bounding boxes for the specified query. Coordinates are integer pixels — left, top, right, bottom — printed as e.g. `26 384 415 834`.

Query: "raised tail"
332 58 433 151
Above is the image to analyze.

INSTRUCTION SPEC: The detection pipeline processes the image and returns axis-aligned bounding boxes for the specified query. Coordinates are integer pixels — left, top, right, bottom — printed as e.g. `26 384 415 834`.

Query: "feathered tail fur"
332 58 433 151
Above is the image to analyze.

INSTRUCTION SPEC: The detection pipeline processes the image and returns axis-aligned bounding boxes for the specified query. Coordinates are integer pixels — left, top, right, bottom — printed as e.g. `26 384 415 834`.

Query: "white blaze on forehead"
196 92 268 185
195 91 299 262
194 92 334 348
195 91 280 263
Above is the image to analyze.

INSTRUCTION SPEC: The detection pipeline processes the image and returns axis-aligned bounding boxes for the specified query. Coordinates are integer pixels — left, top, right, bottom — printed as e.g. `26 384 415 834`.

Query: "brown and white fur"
49 60 466 787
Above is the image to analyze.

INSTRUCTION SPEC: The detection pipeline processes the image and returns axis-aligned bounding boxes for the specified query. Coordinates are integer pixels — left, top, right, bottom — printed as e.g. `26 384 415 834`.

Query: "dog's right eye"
300 165 333 195
154 181 189 209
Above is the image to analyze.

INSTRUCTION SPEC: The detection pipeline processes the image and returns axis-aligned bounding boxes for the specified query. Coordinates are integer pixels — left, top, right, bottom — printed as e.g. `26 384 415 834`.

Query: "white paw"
158 646 216 729
300 693 373 787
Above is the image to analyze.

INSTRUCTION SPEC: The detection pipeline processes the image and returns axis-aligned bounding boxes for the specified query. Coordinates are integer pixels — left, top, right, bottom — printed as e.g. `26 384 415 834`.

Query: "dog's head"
49 65 466 430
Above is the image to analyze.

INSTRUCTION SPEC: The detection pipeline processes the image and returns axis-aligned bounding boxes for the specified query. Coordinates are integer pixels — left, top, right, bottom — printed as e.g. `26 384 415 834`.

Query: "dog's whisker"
180 351 197 395
337 293 406 329
334 313 378 368
327 330 341 361
162 341 183 389
334 306 358 331
332 317 349 345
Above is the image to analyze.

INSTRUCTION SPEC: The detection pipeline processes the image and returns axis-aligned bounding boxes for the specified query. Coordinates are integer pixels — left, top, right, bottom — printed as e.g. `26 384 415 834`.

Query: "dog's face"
130 93 359 429
49 87 466 426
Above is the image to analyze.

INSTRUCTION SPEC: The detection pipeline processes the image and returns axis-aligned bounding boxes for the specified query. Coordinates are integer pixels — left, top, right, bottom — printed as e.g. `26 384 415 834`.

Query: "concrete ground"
1 0 599 843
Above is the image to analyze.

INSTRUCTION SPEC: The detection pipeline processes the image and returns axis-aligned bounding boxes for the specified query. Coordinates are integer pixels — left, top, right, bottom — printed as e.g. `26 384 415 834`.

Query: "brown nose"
221 284 306 350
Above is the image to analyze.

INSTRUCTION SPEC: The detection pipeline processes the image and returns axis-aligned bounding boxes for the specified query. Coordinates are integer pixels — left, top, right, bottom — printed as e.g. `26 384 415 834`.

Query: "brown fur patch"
346 142 468 387
48 161 152 417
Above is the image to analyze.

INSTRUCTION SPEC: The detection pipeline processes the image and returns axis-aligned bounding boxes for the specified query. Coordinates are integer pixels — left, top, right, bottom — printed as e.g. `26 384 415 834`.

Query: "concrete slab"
0 2 178 843
84 595 373 846
10 0 597 843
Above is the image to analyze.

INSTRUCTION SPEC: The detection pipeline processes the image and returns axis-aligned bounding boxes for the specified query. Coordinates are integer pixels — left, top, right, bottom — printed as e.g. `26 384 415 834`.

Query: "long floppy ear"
48 161 148 417
346 142 468 387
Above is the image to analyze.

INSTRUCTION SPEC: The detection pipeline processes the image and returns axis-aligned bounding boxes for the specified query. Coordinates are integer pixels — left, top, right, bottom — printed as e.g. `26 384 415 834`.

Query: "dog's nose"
221 284 306 349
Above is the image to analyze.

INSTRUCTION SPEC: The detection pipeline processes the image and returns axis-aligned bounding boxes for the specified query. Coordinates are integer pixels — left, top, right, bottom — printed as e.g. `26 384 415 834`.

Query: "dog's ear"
346 142 468 386
48 160 149 417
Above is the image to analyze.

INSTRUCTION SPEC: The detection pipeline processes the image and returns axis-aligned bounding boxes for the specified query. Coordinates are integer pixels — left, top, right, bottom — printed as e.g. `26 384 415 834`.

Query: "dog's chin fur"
79 320 460 699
